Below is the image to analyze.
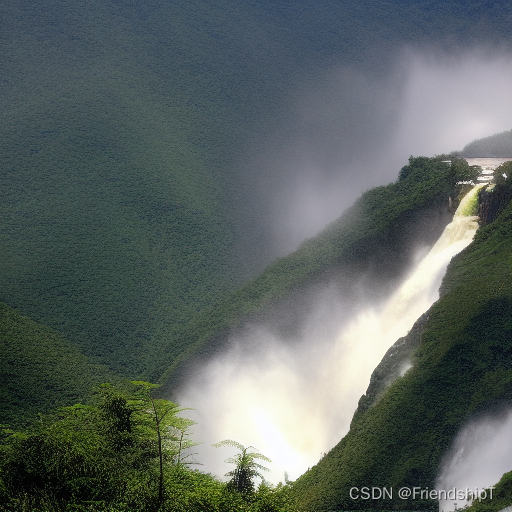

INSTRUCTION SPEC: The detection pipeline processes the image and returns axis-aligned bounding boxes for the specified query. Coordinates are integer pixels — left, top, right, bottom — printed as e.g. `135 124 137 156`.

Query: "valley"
0 0 511 510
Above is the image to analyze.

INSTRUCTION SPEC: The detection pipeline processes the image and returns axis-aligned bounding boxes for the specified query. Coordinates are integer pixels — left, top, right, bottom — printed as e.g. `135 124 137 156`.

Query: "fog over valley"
237 48 512 258
1 1 511 509
176 157 503 484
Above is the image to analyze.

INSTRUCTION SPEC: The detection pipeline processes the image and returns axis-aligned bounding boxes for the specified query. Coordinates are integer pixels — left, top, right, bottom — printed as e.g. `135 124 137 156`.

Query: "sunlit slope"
290 195 512 510
155 156 474 388
0 303 115 428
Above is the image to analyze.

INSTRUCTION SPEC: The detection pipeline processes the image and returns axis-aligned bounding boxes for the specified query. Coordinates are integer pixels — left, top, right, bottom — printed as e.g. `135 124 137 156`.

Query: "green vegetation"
0 383 295 512
2 0 512 383
464 471 512 512
154 155 472 387
289 183 512 510
1 149 507 510
494 160 512 185
0 303 115 428
2 1 512 508
213 440 271 496
463 129 512 157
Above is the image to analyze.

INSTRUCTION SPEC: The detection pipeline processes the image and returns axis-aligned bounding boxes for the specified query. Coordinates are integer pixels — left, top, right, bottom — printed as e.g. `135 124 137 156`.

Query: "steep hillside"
465 471 512 512
2 0 512 380
289 175 512 510
0 303 115 428
155 156 474 390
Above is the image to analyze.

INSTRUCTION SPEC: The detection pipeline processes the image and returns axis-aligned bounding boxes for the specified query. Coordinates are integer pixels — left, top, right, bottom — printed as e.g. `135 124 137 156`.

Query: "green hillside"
463 129 512 157
0 303 115 428
0 160 509 512
1 0 511 508
2 0 512 381
465 471 512 512
154 156 476 389
289 170 512 510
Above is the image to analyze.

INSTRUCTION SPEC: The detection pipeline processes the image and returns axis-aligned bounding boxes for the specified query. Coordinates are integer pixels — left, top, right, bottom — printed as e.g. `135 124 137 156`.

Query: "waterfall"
176 186 484 483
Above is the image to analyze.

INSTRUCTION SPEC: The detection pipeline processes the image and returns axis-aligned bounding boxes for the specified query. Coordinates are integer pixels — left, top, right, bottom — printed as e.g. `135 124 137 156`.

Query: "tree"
213 439 271 496
130 381 195 510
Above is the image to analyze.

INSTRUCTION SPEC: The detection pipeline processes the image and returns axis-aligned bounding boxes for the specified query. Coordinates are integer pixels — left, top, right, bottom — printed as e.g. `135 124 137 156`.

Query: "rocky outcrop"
350 310 430 427
479 185 512 225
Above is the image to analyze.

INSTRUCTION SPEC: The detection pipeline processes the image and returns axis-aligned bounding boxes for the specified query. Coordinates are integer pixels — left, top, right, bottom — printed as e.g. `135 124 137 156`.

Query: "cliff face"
350 311 429 428
479 185 512 225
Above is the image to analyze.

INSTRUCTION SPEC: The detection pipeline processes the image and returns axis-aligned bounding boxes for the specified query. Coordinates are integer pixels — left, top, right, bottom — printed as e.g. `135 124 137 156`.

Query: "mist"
237 47 512 258
173 45 512 485
436 408 512 511
175 190 481 483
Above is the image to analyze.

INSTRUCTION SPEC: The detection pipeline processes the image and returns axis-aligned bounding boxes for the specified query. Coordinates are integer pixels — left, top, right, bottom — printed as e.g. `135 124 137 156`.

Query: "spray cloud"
174 44 512 485
240 48 512 259
176 190 481 483
436 409 512 511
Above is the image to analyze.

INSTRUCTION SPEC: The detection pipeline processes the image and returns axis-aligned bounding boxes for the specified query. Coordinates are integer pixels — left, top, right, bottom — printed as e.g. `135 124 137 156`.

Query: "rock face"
350 311 430 427
479 185 512 225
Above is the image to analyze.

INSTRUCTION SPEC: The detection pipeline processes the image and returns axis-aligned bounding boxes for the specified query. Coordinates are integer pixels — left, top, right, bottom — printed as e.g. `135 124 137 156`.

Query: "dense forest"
1 0 512 509
2 0 512 380
1 158 510 511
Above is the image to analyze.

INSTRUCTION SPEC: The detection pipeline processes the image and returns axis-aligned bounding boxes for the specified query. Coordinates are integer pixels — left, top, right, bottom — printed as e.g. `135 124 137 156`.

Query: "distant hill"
0 303 115 427
463 129 512 157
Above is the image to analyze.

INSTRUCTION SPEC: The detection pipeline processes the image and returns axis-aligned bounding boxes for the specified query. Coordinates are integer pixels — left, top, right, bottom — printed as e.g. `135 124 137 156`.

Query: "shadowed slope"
0 303 115 427
289 195 511 511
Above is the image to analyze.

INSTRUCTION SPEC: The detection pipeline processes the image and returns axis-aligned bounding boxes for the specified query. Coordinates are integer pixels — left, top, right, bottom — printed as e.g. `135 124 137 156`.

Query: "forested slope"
2 0 512 381
0 160 509 512
0 303 115 428
289 170 512 511
155 156 476 389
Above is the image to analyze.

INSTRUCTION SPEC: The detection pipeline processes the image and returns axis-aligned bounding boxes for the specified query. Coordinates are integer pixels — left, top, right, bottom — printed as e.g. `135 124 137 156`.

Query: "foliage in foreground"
0 383 295 512
213 440 271 496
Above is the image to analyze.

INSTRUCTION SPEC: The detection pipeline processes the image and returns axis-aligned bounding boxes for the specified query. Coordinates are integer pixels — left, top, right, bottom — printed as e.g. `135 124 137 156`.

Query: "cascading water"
177 185 484 483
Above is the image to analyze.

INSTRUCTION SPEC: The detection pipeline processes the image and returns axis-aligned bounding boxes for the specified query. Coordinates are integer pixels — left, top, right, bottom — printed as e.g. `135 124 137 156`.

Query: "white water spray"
436 409 512 512
177 186 483 483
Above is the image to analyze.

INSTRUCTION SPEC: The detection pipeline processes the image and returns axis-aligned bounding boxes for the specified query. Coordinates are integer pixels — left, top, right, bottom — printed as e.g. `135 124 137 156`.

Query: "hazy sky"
240 47 512 258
